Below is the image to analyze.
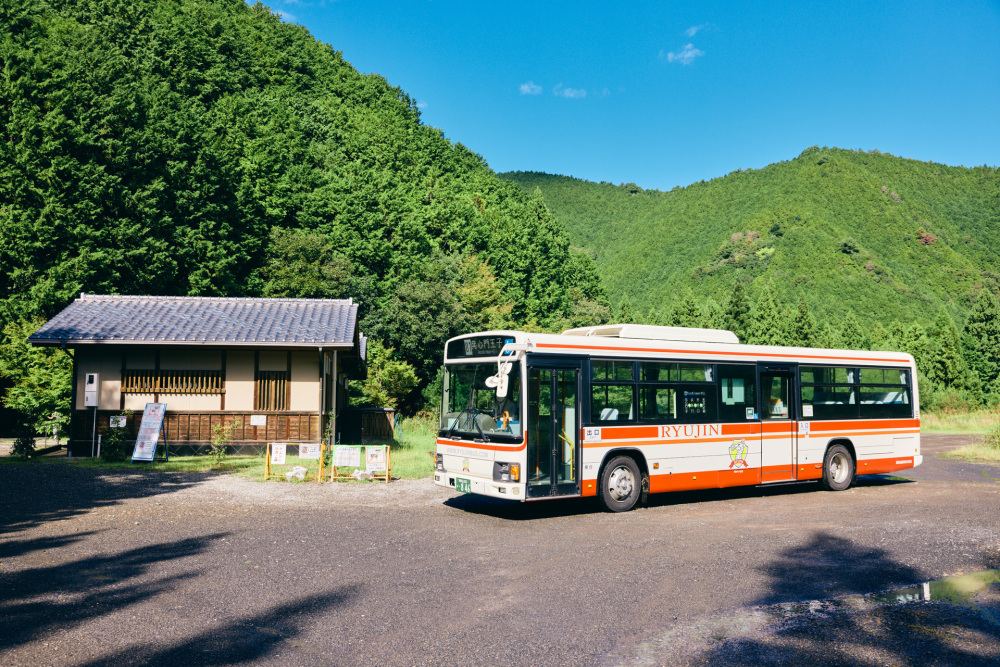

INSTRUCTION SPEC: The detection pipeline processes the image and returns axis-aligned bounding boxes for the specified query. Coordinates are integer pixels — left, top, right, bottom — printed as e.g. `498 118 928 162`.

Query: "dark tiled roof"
29 295 360 347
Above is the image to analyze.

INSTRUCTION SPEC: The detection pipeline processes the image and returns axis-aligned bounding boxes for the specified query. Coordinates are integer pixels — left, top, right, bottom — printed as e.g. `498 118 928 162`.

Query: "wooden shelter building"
29 294 366 455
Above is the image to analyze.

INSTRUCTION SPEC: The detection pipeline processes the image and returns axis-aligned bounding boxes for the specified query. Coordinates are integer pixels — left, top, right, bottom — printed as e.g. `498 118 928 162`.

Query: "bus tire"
821 444 854 491
599 455 641 512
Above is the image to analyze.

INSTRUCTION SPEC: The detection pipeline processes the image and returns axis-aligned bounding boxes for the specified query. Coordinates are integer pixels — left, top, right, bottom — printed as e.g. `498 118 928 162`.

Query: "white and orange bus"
433 324 921 512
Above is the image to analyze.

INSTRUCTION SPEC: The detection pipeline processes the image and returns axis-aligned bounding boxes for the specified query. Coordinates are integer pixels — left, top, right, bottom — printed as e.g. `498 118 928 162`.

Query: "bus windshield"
440 362 522 441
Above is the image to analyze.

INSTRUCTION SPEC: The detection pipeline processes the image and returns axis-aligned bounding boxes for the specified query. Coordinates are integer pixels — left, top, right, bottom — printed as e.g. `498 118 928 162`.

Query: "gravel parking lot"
2 434 998 666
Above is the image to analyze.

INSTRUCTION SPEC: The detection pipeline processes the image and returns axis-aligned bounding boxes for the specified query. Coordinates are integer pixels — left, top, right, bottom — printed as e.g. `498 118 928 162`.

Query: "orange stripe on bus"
436 438 526 452
646 455 915 494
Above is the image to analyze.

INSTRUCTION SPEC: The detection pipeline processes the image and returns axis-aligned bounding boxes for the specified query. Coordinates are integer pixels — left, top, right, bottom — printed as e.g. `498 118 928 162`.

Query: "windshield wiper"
467 407 489 442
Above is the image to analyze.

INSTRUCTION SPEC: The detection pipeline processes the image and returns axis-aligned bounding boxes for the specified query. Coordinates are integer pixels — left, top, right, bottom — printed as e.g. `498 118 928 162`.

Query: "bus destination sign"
447 335 515 360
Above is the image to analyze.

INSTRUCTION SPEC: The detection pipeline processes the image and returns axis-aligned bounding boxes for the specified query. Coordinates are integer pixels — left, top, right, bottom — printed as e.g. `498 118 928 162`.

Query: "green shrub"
10 427 36 458
984 421 1000 452
100 417 132 462
210 419 242 469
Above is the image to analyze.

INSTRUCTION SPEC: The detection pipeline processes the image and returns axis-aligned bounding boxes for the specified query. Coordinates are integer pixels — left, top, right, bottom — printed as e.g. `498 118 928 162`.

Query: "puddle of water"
766 569 1000 620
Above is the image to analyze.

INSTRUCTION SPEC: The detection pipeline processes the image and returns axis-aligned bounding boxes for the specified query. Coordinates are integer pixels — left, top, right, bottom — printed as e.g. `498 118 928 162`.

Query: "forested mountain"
0 0 606 425
502 149 1000 326
502 149 1000 407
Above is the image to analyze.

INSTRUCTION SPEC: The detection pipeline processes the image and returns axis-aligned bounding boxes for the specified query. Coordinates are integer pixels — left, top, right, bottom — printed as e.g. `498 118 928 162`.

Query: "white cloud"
416 100 428 109
663 43 705 65
274 9 298 23
685 24 708 37
519 81 542 95
553 83 586 99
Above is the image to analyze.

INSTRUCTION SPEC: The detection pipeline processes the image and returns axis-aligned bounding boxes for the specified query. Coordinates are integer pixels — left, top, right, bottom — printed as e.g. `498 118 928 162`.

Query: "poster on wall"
131 402 167 461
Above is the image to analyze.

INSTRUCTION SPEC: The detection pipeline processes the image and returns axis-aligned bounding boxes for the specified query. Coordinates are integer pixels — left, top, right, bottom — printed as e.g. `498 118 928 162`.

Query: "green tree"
839 312 867 350
699 299 723 329
928 310 971 391
616 296 635 324
676 293 700 328
260 228 360 300
788 298 817 347
748 283 782 345
0 318 72 433
723 280 752 342
351 340 419 410
962 289 1000 395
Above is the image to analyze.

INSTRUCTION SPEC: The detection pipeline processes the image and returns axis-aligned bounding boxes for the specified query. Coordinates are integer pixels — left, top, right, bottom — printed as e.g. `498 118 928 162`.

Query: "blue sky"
264 0 1000 190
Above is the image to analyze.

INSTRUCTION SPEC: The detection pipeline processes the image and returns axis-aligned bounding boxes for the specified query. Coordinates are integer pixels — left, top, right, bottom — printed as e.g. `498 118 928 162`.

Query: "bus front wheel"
599 455 641 512
821 444 855 491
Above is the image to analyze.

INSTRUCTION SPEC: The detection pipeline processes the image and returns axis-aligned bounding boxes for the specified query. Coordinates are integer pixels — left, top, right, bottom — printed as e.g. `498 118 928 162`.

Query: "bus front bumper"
434 473 524 500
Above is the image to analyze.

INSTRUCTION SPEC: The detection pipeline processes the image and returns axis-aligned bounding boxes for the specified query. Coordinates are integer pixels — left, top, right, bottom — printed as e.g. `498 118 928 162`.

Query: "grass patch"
385 414 437 479
921 409 1000 434
942 420 1000 462
1 414 441 481
61 455 266 475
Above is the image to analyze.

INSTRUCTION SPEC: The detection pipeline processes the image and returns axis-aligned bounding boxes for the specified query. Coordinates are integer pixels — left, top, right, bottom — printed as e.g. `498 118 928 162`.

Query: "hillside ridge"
501 146 1000 328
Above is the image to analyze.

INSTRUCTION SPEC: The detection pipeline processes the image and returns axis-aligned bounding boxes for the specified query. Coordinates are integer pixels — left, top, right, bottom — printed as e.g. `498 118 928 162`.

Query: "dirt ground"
1 433 998 666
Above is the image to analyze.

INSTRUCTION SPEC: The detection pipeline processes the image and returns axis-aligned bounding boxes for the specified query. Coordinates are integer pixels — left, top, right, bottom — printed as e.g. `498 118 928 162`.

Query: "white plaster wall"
258 351 287 371
290 350 319 412
226 350 254 411
160 349 222 370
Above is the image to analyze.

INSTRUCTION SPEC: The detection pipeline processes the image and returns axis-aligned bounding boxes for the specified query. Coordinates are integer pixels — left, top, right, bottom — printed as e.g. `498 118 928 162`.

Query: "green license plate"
455 477 472 493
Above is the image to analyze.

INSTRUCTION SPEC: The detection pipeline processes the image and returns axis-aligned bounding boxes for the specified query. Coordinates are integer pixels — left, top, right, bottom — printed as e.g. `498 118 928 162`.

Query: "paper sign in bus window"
722 378 745 405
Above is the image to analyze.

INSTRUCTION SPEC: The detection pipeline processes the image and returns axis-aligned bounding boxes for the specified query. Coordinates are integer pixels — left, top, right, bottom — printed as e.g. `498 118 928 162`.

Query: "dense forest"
502 150 1000 409
1 0 997 433
0 0 607 430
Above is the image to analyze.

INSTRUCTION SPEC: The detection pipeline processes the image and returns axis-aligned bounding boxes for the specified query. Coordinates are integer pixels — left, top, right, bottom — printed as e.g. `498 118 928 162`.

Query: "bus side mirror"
485 373 509 398
486 361 512 398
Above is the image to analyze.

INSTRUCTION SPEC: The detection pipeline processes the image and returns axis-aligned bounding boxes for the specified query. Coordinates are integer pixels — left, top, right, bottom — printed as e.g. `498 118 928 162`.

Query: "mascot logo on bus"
729 439 748 468
462 458 470 472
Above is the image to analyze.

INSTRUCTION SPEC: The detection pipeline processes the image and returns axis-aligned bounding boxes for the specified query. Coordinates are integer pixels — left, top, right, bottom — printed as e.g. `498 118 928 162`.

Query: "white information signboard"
334 446 361 467
110 416 127 428
366 445 387 473
250 414 267 426
299 443 321 460
131 403 166 461
270 443 287 465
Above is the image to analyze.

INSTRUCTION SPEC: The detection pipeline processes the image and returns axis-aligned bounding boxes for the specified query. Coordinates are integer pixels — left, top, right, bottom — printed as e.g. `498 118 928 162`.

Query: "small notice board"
132 402 168 462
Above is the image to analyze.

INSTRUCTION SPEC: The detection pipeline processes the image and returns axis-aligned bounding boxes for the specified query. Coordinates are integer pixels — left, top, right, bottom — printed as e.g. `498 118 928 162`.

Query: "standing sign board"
132 403 167 462
366 445 388 473
299 443 321 459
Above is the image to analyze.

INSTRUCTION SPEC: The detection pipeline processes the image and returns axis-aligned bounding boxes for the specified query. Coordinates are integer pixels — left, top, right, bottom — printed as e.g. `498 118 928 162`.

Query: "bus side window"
717 365 757 422
591 383 634 423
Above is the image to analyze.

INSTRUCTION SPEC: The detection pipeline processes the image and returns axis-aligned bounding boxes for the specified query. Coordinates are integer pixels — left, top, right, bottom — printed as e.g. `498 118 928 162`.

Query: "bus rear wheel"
821 444 855 491
599 455 641 512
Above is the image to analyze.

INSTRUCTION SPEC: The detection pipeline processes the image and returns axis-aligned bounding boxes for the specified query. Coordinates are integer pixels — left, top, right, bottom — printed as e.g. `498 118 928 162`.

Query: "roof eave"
28 339 357 348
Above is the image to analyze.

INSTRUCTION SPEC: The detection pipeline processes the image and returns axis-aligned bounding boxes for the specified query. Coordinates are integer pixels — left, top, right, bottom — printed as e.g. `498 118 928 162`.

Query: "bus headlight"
436 454 446 472
494 462 520 483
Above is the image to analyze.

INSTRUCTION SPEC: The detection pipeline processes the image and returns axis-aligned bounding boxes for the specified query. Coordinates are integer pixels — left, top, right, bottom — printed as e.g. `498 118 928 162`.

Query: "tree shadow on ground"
445 475 912 521
75 587 360 667
1 532 229 652
689 532 1000 665
0 460 206 537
